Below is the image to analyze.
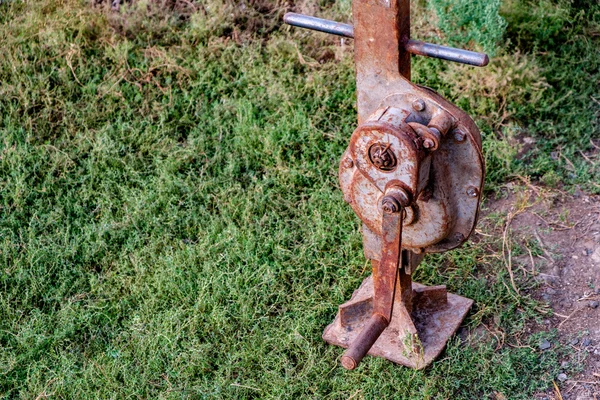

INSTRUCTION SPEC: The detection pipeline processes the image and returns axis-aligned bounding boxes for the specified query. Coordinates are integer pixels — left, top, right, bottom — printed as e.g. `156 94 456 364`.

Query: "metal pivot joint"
285 0 486 370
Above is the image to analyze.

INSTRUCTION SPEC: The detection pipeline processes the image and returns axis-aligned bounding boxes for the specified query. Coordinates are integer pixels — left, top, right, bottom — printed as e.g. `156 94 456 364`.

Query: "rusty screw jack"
285 0 487 370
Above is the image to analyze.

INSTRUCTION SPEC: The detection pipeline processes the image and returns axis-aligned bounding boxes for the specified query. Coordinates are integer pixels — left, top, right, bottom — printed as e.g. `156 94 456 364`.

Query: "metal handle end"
340 314 388 370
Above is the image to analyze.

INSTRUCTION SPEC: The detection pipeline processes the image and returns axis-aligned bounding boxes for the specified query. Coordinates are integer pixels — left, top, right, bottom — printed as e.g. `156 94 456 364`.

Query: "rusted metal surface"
285 0 488 371
353 0 412 112
341 96 483 254
340 313 388 370
373 199 403 321
322 275 473 370
413 285 448 310
340 191 409 369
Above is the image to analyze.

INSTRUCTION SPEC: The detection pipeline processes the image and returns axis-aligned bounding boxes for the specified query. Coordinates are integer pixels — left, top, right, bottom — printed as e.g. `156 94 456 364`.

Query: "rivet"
467 186 479 198
412 99 426 112
343 157 354 168
454 129 466 142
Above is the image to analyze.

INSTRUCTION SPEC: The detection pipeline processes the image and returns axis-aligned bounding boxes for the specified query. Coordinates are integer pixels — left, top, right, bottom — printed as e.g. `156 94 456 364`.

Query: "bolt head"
343 157 354 168
453 129 466 142
412 99 426 112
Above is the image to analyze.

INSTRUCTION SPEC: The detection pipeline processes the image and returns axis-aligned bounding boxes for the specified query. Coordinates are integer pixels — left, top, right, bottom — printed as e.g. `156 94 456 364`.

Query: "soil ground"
483 184 600 400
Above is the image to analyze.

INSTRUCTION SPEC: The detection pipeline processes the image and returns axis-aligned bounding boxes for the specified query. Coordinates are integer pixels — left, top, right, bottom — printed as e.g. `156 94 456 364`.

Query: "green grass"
0 0 598 398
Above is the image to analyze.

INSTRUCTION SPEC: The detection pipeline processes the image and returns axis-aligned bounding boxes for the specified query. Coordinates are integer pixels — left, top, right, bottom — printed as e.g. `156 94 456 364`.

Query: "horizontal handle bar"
284 12 355 39
283 13 489 67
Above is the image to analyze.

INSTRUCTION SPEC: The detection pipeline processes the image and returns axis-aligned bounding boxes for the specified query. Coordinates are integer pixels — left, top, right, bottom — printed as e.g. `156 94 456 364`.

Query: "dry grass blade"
502 211 519 294
553 380 564 400
533 229 555 262
557 308 581 329
501 190 539 295
230 383 261 392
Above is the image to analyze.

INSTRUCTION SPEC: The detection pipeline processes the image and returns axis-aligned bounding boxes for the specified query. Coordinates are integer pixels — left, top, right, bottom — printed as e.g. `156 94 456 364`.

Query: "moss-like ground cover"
0 0 598 398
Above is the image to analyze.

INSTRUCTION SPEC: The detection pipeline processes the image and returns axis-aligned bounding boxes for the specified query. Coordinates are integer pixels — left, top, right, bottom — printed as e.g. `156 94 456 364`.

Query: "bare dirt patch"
483 183 600 400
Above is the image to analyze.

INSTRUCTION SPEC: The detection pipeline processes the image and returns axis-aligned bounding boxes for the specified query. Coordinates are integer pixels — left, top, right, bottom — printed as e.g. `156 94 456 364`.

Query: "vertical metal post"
352 0 412 123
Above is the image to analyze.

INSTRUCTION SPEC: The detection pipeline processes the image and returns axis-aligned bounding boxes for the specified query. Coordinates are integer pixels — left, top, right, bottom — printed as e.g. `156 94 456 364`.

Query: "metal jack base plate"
323 275 473 370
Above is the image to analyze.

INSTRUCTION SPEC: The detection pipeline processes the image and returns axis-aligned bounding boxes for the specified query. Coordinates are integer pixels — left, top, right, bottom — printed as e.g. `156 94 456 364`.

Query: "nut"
382 197 401 214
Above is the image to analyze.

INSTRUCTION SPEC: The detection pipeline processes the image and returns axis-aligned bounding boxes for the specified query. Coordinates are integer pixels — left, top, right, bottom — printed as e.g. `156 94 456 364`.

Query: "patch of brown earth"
483 183 600 400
